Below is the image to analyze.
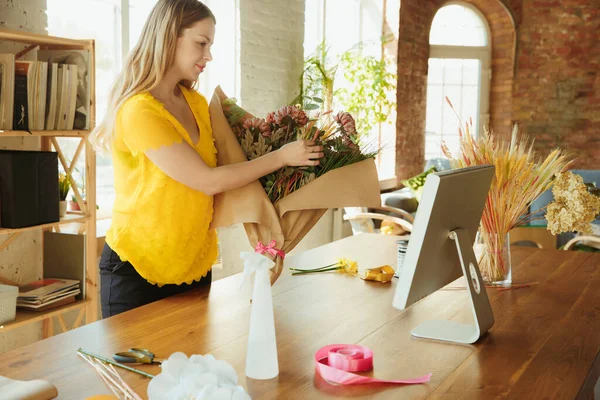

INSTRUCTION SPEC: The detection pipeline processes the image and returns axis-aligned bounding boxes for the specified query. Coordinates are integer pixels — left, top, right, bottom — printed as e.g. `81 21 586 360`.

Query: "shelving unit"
0 28 97 338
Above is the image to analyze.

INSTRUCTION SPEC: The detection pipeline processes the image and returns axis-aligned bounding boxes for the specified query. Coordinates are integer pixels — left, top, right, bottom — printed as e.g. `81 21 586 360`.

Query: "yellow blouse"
105 85 218 286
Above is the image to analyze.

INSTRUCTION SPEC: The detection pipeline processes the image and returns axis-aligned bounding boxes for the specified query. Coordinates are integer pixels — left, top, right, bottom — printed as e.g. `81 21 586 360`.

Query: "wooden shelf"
0 130 90 137
0 299 90 332
0 27 99 340
0 28 93 49
0 214 90 235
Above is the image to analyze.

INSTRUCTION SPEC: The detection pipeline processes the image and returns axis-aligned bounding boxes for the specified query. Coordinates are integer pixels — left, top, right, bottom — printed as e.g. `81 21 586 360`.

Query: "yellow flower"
289 257 359 275
337 258 358 275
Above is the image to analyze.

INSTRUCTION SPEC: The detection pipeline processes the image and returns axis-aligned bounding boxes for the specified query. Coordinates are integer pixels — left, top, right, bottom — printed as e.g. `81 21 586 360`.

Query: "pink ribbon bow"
254 240 286 260
315 344 432 385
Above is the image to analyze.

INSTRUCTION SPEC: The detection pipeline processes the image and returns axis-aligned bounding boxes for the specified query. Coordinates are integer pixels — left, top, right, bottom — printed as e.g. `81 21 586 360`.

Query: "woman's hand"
277 140 324 167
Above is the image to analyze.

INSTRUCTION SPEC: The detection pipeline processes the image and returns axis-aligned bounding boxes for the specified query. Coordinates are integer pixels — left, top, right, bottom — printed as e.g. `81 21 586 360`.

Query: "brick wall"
239 0 305 115
395 0 598 181
395 0 516 181
512 0 599 169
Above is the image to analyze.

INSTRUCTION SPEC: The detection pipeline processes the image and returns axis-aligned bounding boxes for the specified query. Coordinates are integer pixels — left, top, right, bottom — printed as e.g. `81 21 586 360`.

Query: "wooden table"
1 234 599 399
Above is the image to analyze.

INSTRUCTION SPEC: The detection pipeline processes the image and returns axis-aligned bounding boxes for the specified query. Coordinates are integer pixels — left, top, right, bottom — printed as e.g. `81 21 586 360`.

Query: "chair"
563 235 600 251
343 206 415 235
344 158 452 237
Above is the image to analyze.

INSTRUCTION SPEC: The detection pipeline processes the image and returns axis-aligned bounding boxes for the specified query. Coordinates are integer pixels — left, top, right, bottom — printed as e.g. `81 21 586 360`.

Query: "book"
17 278 80 312
37 50 90 130
18 278 79 300
12 61 30 130
17 293 78 311
0 53 15 130
44 63 58 130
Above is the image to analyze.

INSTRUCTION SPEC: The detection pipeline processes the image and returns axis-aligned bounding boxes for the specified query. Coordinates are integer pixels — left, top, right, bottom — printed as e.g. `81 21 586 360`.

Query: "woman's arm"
145 140 323 196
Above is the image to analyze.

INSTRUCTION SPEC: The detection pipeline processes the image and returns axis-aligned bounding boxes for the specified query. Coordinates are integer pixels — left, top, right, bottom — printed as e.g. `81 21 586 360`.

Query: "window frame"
48 0 240 216
427 2 492 151
305 0 396 184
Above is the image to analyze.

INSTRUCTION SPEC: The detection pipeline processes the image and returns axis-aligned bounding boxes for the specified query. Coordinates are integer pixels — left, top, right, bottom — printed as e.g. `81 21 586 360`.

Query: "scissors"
113 348 162 364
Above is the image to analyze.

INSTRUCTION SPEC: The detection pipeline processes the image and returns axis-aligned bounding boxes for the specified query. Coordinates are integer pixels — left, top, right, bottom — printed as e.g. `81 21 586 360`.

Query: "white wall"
238 0 305 115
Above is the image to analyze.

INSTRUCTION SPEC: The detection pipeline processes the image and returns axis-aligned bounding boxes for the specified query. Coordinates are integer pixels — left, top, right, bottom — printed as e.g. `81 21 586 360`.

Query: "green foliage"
293 38 397 137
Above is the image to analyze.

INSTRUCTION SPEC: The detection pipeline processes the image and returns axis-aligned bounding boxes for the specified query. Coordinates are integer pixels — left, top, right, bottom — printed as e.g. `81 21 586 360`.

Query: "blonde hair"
91 0 215 152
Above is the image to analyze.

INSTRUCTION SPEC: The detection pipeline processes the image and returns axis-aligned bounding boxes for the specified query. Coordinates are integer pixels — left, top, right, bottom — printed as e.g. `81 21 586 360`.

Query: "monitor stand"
410 228 495 344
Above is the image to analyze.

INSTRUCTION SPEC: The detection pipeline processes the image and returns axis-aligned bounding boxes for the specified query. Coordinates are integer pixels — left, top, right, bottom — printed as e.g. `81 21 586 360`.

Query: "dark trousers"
99 243 211 318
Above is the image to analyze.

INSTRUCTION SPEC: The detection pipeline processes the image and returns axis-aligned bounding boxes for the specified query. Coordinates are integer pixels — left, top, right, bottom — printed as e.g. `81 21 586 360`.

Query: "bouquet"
222 98 376 203
209 87 381 284
209 87 381 380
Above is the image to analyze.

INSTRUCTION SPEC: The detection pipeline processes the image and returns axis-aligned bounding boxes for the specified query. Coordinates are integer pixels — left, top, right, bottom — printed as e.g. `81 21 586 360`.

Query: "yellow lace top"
105 85 218 286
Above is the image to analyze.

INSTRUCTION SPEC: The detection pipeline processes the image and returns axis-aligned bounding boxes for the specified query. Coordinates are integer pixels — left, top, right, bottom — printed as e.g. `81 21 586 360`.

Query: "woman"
92 0 323 318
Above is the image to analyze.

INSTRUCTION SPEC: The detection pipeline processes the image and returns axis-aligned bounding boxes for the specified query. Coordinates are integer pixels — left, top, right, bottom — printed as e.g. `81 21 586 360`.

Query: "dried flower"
443 99 571 284
334 111 356 136
545 172 600 235
243 117 271 137
272 105 308 127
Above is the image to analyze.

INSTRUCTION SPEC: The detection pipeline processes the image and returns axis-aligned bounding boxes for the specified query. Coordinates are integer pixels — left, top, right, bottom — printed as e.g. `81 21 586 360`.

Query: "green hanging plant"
292 37 396 138
291 41 337 111
335 40 397 136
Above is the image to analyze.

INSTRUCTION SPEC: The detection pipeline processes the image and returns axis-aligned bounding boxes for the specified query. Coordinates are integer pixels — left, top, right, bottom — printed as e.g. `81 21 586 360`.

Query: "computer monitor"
392 164 495 344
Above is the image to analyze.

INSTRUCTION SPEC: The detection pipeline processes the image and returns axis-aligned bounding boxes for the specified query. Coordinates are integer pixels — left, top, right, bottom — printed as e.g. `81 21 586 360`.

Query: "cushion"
381 187 419 214
401 166 438 202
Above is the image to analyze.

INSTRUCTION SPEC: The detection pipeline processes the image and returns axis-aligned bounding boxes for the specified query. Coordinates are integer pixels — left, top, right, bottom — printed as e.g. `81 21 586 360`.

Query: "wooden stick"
15 44 38 59
57 315 68 333
0 233 20 252
73 308 85 329
52 138 88 214
77 348 155 379
0 275 19 287
42 318 54 339
68 139 85 176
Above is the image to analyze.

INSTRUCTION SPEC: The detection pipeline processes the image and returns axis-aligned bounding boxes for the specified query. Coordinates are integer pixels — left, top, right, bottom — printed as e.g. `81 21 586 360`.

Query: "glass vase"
475 231 512 286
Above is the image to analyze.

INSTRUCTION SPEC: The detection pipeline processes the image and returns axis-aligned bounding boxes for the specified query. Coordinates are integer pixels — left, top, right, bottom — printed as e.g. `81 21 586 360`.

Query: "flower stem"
289 263 336 272
291 266 341 275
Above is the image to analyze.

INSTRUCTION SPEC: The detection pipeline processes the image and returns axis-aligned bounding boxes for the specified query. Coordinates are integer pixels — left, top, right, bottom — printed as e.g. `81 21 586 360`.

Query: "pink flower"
266 112 276 124
243 117 271 137
334 112 357 135
273 105 308 127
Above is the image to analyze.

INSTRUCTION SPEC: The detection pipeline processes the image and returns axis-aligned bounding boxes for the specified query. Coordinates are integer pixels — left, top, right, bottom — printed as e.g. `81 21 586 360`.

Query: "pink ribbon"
254 240 286 259
315 344 432 385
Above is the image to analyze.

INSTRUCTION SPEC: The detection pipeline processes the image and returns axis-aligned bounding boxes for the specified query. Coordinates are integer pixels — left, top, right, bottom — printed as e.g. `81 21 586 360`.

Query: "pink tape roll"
315 344 432 385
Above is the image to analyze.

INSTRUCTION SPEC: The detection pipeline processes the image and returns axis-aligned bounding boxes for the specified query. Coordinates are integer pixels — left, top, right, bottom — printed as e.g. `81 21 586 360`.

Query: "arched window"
425 3 491 160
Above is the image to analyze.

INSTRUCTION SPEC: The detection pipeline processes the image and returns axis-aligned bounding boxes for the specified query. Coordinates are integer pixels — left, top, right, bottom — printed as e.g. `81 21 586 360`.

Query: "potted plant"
58 173 71 217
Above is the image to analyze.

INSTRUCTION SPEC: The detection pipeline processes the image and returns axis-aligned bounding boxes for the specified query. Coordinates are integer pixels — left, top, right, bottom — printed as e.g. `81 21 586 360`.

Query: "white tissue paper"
239 251 279 380
147 352 251 400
